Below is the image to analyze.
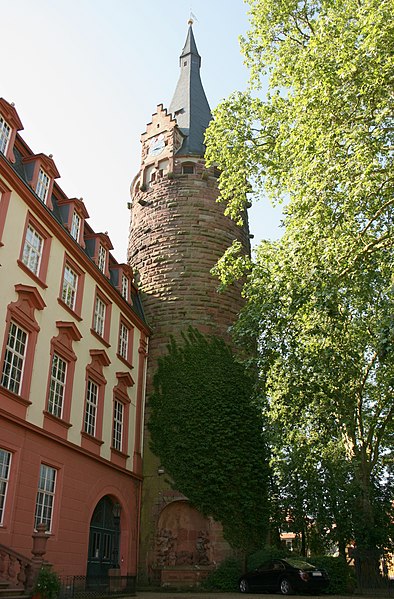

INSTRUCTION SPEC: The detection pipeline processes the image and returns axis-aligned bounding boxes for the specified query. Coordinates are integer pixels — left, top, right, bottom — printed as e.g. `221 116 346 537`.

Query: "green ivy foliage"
149 328 270 552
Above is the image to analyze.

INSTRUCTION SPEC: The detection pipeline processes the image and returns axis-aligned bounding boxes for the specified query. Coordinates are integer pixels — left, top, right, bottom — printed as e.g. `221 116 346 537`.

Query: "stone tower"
128 23 250 584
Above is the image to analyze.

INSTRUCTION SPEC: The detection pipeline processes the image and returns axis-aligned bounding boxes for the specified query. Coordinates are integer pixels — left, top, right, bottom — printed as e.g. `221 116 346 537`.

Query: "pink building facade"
0 98 149 581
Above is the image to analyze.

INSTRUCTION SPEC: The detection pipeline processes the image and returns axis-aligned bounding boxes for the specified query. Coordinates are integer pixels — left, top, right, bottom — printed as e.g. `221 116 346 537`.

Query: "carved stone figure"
195 530 210 565
155 528 177 567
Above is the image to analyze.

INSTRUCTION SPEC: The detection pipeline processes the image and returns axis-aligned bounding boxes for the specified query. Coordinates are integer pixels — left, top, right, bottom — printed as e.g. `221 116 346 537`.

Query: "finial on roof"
189 10 198 25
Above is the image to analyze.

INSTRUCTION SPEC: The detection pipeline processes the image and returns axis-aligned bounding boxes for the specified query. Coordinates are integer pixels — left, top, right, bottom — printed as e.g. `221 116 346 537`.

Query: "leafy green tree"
148 328 270 553
205 0 394 575
217 235 394 561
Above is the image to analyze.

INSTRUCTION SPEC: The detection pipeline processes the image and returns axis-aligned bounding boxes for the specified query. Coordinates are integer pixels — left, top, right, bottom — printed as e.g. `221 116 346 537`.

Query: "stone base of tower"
154 565 213 588
137 447 233 587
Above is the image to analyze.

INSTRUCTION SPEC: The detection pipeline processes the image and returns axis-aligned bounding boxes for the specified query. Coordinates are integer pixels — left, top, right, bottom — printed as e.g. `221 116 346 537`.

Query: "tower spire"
169 23 211 156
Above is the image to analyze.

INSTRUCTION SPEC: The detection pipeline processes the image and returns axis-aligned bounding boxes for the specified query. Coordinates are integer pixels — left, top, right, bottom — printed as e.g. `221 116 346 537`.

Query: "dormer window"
22 153 60 209
85 232 113 277
36 168 50 202
121 274 129 301
97 244 107 273
0 99 24 162
70 211 81 242
56 197 88 248
0 115 11 155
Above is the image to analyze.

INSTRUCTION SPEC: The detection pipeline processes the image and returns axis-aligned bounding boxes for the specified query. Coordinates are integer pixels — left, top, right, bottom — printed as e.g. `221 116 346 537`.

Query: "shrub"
309 556 355 595
33 566 61 599
202 557 242 591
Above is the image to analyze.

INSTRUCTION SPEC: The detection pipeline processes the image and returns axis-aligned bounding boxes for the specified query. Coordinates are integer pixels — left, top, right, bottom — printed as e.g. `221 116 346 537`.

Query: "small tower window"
158 159 169 177
182 162 195 175
144 164 155 188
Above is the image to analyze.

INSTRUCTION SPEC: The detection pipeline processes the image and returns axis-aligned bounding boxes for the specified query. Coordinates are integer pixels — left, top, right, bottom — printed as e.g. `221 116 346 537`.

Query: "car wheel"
239 578 250 593
279 578 293 595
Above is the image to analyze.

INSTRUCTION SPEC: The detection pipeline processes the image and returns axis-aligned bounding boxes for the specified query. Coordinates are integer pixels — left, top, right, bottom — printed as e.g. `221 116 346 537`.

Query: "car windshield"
284 558 316 570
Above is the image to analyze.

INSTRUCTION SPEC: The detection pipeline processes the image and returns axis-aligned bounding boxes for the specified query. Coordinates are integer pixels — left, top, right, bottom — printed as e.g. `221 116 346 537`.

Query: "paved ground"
136 592 386 599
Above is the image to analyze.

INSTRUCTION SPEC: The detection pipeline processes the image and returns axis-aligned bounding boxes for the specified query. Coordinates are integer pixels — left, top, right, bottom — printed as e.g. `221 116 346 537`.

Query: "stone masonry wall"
128 162 250 372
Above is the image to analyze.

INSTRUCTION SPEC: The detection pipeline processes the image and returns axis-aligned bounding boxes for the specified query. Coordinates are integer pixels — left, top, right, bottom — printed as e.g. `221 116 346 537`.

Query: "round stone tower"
128 23 250 584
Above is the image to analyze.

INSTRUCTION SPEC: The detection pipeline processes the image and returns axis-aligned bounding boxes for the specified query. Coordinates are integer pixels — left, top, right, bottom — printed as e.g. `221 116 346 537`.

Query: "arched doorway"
87 496 121 578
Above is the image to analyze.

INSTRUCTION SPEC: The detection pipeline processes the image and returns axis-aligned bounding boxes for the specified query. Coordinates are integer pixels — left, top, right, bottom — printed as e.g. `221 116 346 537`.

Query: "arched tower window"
144 165 155 188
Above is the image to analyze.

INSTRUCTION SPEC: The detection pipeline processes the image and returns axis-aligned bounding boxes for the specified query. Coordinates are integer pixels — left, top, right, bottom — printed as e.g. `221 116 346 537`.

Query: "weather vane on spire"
188 10 198 25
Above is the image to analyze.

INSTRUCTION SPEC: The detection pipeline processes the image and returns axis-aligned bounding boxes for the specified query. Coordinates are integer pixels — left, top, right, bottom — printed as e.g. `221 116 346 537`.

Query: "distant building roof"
169 24 212 156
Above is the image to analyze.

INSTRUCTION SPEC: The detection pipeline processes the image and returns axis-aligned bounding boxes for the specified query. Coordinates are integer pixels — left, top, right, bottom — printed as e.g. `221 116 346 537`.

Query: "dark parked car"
239 558 330 595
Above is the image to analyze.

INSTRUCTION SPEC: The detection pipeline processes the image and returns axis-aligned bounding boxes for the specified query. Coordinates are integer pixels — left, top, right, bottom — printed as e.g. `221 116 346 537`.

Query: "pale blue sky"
2 0 283 262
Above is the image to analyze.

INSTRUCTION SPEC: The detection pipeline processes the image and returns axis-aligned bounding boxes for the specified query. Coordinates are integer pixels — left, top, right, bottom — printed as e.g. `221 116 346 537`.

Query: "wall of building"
0 98 149 578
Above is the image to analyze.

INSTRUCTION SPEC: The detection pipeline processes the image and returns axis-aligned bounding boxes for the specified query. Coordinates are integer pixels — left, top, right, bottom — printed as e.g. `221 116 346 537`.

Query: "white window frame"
70 211 81 242
34 464 56 532
118 323 129 360
121 274 129 301
22 225 43 275
84 379 98 436
1 322 27 395
35 169 50 203
48 354 67 418
0 115 11 155
113 400 124 452
97 245 106 273
62 264 78 310
93 296 106 337
0 449 12 525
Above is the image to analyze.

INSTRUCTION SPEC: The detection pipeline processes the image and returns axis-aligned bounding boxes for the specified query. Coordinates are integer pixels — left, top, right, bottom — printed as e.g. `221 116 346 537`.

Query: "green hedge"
309 556 355 595
202 557 242 591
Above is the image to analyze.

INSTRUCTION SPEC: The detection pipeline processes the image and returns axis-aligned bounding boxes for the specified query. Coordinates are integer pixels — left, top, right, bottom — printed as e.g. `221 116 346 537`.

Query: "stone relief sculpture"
155 528 177 567
154 524 211 567
196 530 210 565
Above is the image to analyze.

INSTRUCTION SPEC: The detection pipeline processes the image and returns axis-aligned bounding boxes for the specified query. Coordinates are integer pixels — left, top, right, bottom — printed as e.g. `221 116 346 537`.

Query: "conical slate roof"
169 24 212 156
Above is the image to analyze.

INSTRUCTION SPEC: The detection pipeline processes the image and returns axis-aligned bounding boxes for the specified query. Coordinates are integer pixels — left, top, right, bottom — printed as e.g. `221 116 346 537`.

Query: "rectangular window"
35 169 50 203
97 245 106 273
22 225 43 275
48 354 67 418
34 464 56 531
93 296 106 337
118 323 129 360
1 322 27 395
113 400 124 452
70 211 81 241
62 264 78 310
121 274 129 301
84 379 98 436
0 449 12 525
0 116 11 155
